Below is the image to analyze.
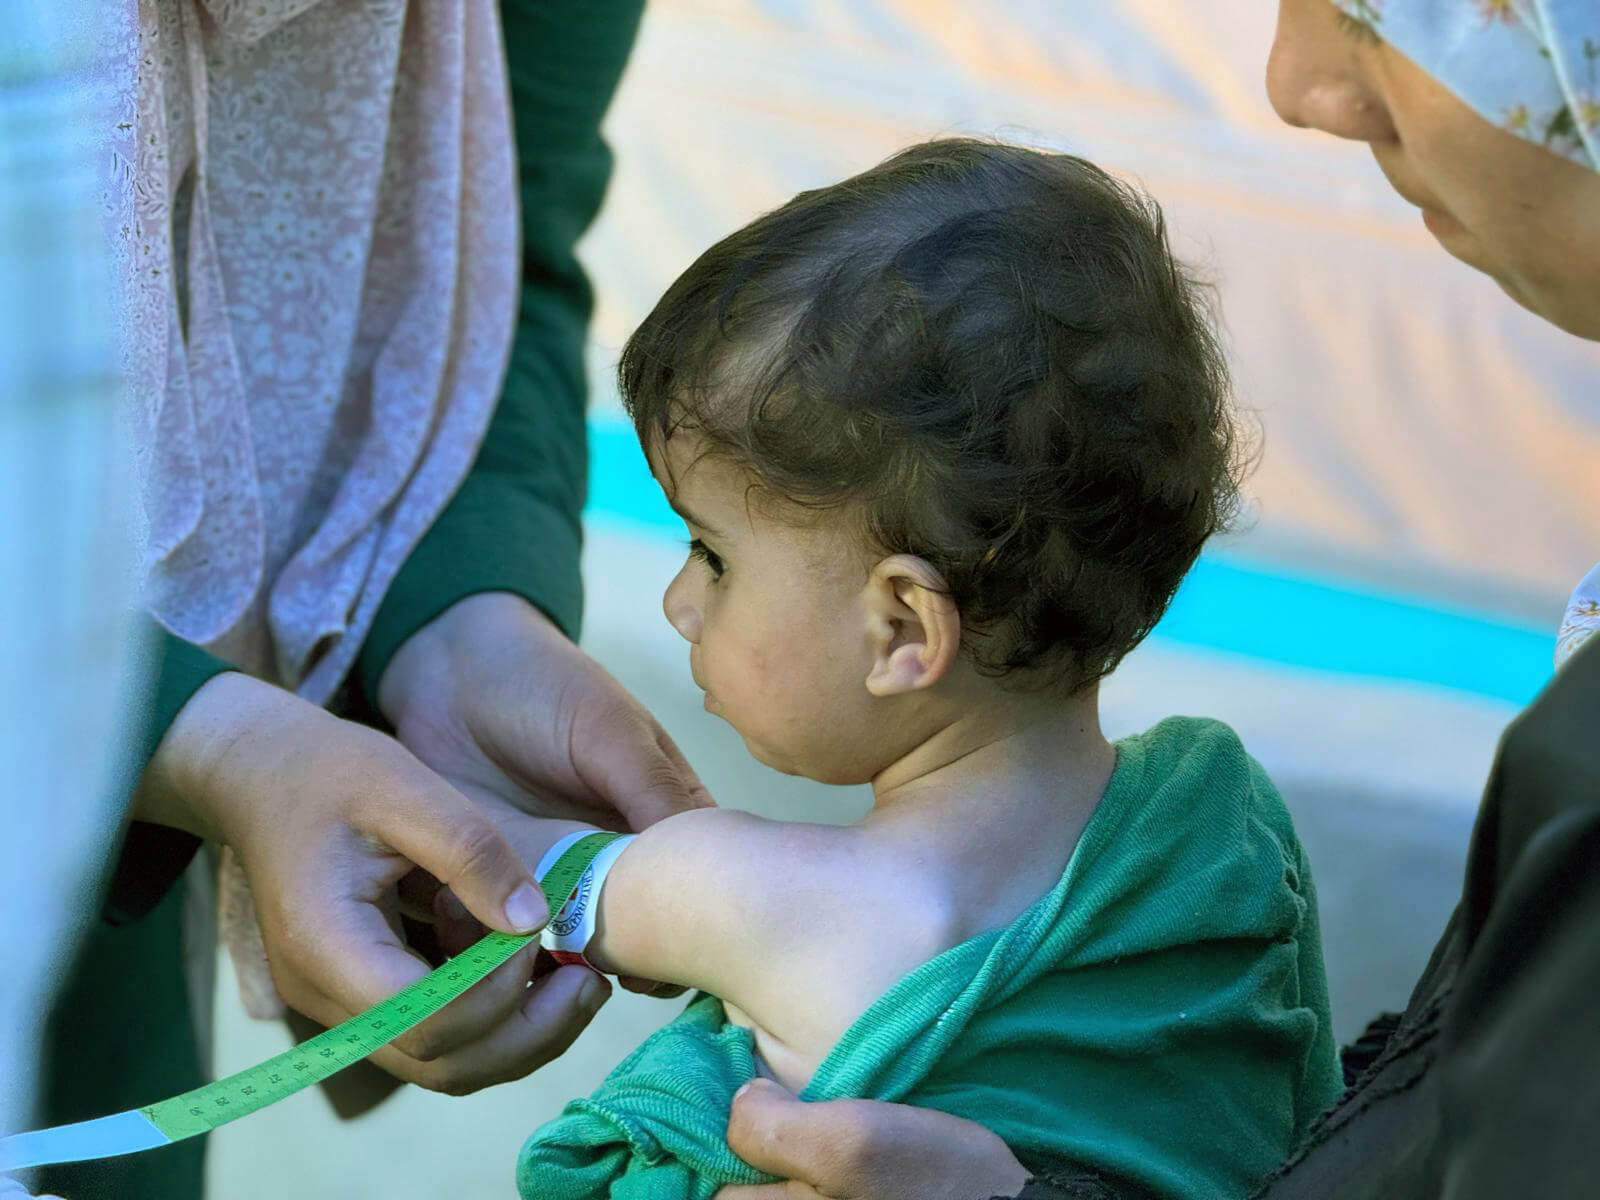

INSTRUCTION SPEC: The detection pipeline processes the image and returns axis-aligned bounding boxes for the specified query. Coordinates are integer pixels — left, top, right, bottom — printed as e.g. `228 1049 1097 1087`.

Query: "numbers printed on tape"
0 832 622 1172
132 832 619 1144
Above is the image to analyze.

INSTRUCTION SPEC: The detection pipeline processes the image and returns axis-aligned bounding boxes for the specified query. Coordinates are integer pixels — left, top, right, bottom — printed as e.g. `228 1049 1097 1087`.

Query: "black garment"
1010 1169 1160 1200
1010 637 1600 1199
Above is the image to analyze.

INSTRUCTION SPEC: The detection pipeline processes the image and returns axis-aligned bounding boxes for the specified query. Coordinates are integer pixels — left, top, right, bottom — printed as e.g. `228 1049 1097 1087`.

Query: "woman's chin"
1492 275 1600 341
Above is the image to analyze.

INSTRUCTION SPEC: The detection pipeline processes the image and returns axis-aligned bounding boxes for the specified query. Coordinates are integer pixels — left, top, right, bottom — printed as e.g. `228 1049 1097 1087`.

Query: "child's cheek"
741 641 773 695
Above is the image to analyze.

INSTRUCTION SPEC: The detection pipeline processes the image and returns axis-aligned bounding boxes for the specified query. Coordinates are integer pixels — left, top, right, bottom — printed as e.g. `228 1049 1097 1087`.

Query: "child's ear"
862 555 961 697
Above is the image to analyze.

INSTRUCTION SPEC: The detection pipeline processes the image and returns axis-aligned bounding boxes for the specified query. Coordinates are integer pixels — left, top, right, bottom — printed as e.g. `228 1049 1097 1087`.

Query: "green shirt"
112 0 645 921
519 718 1344 1200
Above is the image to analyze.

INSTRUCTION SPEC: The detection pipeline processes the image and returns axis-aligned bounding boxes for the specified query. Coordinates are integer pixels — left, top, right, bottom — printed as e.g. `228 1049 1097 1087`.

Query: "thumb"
371 779 547 936
727 1079 860 1190
574 708 715 830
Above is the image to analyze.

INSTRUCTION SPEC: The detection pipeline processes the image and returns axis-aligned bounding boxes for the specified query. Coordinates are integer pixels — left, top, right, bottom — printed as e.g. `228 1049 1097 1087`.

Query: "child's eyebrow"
667 497 722 536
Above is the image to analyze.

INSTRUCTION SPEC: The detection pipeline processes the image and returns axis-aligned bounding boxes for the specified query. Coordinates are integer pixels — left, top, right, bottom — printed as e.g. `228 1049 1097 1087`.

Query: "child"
512 139 1341 1200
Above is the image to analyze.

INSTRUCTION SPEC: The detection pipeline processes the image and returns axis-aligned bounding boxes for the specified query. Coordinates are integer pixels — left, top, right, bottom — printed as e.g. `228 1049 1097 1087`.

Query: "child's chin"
739 734 803 777
741 735 876 787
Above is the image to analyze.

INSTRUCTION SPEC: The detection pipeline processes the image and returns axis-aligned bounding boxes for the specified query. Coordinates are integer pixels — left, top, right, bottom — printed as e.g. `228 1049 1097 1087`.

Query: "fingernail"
504 883 546 933
732 1081 753 1102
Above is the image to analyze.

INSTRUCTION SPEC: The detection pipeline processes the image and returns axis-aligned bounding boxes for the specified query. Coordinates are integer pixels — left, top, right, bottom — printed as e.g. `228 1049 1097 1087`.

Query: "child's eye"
686 538 726 580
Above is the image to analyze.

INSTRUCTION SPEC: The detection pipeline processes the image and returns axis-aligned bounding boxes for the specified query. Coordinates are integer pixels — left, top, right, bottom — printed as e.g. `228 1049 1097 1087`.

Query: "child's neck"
861 684 1116 917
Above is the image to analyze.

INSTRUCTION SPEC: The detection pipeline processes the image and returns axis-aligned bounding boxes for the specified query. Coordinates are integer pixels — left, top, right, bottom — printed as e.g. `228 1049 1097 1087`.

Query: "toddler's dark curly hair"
621 138 1247 693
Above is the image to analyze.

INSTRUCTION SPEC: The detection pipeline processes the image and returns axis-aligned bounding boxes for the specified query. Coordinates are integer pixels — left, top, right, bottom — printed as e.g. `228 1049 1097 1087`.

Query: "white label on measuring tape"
540 834 635 966
0 1111 167 1173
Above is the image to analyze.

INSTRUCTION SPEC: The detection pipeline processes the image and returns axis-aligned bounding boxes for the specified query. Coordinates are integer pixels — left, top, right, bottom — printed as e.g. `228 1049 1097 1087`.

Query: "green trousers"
34 879 207 1200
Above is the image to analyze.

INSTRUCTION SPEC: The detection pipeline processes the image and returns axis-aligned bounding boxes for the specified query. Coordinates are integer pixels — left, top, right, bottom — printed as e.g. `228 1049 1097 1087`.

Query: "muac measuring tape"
0 831 622 1173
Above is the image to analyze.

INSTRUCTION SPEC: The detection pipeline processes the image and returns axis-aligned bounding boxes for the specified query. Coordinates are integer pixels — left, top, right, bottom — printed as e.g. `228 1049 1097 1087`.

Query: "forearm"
132 672 286 843
376 591 536 728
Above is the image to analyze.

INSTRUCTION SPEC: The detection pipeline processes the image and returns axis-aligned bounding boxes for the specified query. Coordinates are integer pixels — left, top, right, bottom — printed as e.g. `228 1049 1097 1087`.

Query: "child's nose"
663 571 702 643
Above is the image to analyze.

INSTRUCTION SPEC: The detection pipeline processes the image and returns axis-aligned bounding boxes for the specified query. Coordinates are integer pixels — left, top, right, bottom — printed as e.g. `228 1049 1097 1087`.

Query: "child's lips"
689 667 714 710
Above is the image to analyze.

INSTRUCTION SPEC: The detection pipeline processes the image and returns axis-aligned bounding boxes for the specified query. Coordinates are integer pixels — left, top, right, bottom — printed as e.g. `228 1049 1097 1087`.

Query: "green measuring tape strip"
145 928 535 1141
0 831 619 1172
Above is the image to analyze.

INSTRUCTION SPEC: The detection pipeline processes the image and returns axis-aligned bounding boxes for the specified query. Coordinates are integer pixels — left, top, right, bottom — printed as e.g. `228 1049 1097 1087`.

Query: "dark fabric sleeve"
1003 1168 1155 1200
1432 637 1600 1198
354 0 646 701
106 624 232 924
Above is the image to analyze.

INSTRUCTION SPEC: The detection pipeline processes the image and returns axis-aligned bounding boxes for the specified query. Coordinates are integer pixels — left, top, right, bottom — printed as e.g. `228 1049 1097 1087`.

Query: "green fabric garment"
519 717 1343 1200
354 0 646 696
34 881 208 1200
104 623 230 924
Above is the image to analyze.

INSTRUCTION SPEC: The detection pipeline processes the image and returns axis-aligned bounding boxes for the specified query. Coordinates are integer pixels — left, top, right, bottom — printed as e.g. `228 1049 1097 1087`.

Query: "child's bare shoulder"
608 807 943 961
597 808 967 1077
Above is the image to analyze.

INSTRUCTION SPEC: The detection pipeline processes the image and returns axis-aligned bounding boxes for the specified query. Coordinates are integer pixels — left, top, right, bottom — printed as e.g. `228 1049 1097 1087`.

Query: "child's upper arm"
587 808 846 1010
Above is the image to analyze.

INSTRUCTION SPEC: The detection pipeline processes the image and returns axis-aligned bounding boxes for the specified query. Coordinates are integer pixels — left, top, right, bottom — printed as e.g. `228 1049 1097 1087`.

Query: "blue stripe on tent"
586 420 1554 707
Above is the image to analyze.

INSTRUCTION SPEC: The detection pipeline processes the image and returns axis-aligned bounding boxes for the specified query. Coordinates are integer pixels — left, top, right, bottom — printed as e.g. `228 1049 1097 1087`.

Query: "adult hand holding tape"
132 673 580 1096
0 832 623 1172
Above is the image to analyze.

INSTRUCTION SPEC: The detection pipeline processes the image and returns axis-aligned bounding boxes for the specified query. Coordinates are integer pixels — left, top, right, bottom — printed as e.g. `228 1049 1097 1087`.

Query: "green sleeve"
354 0 647 702
135 626 232 771
105 624 232 924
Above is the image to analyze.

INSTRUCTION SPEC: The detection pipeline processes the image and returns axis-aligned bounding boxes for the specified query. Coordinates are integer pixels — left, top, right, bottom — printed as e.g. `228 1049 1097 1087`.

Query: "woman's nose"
1266 4 1397 144
663 569 702 643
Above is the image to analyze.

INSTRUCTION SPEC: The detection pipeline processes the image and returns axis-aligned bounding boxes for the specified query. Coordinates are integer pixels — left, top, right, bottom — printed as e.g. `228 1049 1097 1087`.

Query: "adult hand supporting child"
378 592 711 832
379 591 710 998
717 1080 1030 1200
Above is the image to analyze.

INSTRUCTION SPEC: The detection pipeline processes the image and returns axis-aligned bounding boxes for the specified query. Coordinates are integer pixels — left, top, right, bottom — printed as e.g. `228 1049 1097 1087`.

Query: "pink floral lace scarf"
111 0 520 1022
115 0 518 703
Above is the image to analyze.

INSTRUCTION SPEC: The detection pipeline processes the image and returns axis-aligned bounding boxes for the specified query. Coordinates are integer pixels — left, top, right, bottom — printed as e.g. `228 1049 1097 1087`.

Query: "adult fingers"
431 886 486 959
363 779 548 936
717 1185 820 1199
568 693 715 830
278 925 544 1065
725 1081 1029 1200
358 964 610 1095
264 761 550 1048
726 1080 874 1192
396 866 444 923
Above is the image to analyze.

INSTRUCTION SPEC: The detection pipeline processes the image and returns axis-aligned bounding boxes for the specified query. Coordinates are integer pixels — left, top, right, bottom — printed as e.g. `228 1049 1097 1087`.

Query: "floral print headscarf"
1331 1 1599 172
1556 565 1600 670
